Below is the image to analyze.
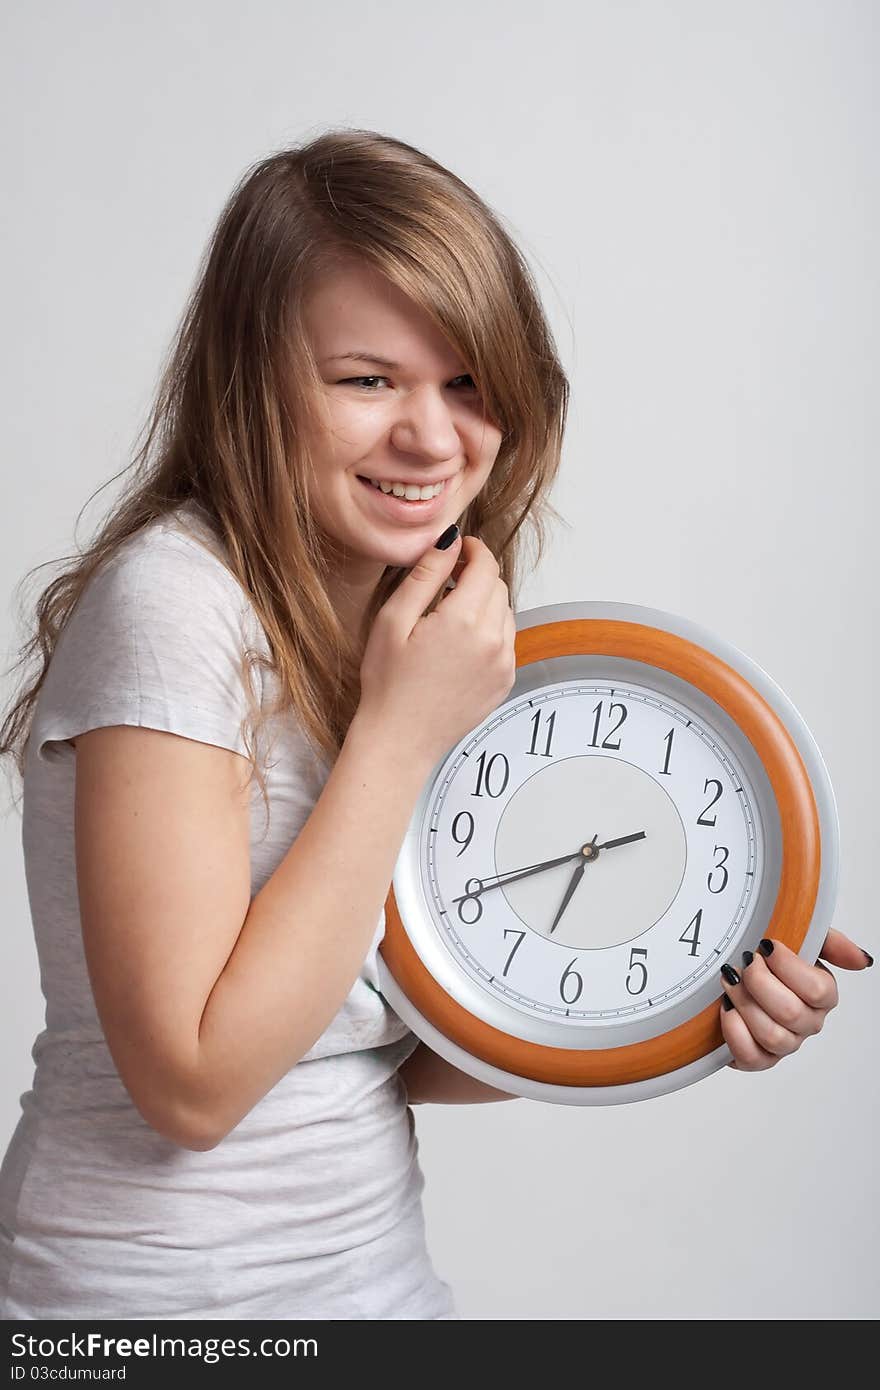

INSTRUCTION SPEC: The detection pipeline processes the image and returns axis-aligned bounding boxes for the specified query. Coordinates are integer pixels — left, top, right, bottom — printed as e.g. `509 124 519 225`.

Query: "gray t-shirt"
0 501 457 1319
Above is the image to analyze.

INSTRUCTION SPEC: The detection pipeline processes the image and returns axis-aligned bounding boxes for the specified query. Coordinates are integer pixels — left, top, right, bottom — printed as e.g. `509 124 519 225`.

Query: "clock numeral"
450 810 475 857
679 908 703 957
707 845 730 894
457 878 484 925
502 929 526 977
560 957 584 1005
587 699 627 750
625 946 649 995
697 778 723 826
472 750 509 798
527 707 556 758
660 726 674 776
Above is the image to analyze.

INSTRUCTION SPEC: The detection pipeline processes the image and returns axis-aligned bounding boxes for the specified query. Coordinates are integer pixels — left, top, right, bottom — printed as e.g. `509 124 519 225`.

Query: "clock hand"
547 835 597 935
597 831 647 851
451 848 584 903
548 861 586 936
451 830 648 904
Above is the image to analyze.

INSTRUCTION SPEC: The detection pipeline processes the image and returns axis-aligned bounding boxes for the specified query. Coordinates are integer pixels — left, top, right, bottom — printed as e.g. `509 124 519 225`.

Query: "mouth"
355 473 456 522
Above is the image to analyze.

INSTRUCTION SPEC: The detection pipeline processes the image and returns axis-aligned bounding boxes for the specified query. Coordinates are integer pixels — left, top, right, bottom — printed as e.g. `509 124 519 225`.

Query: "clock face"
422 678 765 1030
381 602 837 1104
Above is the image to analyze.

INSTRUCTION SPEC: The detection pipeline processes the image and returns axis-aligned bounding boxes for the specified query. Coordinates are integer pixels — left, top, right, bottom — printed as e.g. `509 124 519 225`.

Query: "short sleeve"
29 526 263 766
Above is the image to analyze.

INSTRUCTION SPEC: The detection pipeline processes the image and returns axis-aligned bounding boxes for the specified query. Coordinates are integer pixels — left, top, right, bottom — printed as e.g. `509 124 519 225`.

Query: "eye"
338 376 389 391
337 375 479 392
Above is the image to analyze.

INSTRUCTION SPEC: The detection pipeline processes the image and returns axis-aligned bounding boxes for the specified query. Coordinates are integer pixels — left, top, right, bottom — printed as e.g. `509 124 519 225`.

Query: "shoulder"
61 506 268 673
89 508 248 614
31 507 268 767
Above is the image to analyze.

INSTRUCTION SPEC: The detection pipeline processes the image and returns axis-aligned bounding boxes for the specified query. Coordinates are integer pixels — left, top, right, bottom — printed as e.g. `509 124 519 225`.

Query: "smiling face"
300 258 503 629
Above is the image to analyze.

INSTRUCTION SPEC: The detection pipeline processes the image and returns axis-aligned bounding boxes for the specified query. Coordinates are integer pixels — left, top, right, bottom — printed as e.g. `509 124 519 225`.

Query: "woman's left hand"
720 926 873 1071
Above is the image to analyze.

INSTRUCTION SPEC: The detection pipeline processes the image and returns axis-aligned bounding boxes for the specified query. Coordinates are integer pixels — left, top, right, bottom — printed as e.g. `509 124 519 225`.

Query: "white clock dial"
381 600 838 1105
424 680 763 1027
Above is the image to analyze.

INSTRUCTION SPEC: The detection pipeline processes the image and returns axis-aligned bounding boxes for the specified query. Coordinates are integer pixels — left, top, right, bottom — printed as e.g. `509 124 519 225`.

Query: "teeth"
368 478 446 501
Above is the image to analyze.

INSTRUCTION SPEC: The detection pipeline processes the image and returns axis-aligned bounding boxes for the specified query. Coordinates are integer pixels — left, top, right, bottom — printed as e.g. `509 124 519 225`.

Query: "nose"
389 384 461 463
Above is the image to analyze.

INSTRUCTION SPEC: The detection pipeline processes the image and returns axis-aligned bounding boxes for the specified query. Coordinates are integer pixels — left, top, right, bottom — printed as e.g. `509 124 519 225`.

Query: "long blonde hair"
0 128 570 826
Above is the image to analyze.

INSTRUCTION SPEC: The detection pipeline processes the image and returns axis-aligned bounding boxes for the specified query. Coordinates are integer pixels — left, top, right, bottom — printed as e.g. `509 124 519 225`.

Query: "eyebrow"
323 351 404 370
323 350 468 374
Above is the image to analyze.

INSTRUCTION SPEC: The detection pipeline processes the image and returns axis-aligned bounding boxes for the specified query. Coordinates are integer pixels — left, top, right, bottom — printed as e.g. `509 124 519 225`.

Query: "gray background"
2 1 876 1320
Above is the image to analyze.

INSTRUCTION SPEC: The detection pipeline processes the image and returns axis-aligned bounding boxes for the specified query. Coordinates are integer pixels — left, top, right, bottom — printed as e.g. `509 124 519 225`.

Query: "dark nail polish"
721 963 740 986
742 950 754 969
758 938 774 957
862 949 874 968
721 994 735 1011
435 523 460 550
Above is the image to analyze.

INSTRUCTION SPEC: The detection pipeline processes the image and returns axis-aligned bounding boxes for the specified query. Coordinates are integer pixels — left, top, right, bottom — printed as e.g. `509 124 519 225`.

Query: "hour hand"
548 859 587 936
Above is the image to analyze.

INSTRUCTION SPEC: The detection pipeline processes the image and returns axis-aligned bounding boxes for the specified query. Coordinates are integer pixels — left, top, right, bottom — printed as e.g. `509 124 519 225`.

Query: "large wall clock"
377 601 839 1105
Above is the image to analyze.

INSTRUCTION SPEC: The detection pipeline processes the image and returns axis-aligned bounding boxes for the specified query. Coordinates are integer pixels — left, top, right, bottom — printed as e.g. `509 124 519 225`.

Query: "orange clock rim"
379 618 821 1087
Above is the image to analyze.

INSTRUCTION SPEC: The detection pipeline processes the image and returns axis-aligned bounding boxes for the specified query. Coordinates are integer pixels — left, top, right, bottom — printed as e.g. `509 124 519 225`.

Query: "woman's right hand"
358 532 517 769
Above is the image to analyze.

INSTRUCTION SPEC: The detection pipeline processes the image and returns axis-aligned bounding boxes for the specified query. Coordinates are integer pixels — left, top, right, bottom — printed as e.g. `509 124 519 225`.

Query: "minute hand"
450 831 647 903
597 831 647 851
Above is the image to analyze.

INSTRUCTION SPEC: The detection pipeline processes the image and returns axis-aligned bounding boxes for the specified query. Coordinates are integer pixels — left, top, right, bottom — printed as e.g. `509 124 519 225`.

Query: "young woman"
0 129 868 1321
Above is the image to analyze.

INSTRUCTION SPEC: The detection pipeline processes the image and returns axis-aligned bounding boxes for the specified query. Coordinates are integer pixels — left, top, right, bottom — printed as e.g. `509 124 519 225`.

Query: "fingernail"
435 523 460 550
758 938 774 957
721 995 735 1011
721 963 740 986
742 950 754 969
862 949 874 968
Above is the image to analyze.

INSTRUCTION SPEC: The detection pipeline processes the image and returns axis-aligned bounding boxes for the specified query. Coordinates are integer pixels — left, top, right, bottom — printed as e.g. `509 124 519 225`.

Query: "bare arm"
75 709 434 1150
75 531 515 1151
398 1042 520 1104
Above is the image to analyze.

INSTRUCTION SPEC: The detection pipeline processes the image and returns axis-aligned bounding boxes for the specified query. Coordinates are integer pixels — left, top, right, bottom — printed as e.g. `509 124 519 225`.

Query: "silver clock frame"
376 600 840 1106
